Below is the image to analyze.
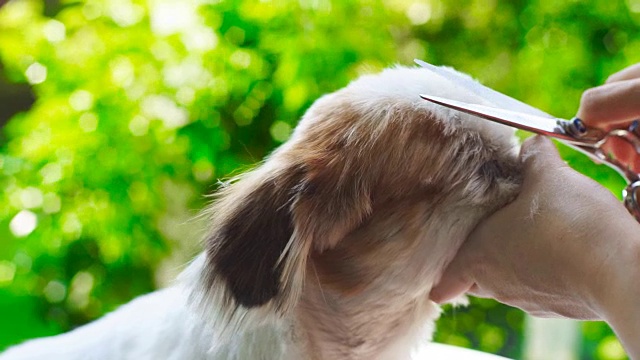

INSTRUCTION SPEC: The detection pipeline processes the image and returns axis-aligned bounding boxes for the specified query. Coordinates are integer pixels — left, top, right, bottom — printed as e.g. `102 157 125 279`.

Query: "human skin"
430 63 640 358
578 63 640 173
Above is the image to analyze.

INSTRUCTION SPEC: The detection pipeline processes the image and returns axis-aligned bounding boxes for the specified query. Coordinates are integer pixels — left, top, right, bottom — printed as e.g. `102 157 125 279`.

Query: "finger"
577 79 640 129
430 259 474 304
606 63 640 84
600 136 640 174
601 136 635 167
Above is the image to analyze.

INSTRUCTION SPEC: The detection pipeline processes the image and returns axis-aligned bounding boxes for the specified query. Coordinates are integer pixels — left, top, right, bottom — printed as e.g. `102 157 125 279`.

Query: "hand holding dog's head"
194 66 523 330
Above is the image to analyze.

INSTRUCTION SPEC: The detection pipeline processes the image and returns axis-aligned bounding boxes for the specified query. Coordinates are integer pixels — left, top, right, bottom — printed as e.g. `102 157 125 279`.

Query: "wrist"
592 219 640 357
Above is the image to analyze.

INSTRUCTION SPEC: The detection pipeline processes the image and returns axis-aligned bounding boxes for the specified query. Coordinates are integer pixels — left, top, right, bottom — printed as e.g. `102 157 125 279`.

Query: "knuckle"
579 87 601 110
629 77 640 93
605 73 621 84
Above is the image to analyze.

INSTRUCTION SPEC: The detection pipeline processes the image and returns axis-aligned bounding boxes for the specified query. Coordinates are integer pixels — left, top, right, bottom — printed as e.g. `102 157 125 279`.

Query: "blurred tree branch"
0 63 34 128
0 82 33 128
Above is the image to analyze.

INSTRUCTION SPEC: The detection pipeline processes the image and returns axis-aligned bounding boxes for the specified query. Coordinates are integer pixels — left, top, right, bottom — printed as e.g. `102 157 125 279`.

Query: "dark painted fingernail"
569 117 587 136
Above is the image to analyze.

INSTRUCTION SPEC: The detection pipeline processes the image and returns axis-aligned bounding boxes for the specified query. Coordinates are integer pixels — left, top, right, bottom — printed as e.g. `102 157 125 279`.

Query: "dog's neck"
292 270 437 360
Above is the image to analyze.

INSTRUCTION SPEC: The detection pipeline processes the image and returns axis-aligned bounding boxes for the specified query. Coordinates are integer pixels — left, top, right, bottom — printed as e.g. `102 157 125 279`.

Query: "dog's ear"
203 157 371 312
204 165 303 309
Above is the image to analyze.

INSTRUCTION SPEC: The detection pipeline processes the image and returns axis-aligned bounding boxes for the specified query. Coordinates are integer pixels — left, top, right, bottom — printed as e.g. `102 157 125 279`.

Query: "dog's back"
1 288 213 359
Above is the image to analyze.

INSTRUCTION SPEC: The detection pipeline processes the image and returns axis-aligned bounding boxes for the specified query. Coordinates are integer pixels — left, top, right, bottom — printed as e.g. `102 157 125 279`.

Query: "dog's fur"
0 66 523 360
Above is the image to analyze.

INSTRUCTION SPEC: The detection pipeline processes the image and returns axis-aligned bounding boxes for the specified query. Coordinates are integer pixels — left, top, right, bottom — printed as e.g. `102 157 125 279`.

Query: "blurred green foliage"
0 0 636 358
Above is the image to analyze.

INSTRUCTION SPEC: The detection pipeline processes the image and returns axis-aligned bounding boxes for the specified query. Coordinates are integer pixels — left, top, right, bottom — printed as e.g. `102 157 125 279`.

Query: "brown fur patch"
208 167 303 307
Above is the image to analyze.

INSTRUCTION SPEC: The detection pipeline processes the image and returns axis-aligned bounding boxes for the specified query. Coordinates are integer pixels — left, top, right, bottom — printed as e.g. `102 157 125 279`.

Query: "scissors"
415 60 640 222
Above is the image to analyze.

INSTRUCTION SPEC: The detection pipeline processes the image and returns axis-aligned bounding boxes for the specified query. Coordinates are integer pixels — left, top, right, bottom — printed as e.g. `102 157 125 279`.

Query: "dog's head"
189 66 522 335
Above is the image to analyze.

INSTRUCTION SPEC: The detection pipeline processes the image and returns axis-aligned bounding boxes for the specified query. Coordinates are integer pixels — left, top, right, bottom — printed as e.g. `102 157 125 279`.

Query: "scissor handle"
588 136 640 184
607 125 640 153
591 121 640 222
624 181 640 222
571 119 640 222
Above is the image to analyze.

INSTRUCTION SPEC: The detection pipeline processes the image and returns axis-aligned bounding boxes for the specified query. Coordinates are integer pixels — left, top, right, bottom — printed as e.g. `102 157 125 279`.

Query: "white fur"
291 66 517 149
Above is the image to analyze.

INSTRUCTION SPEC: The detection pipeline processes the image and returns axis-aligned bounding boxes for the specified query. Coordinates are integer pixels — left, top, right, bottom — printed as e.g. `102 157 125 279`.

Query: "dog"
0 65 523 360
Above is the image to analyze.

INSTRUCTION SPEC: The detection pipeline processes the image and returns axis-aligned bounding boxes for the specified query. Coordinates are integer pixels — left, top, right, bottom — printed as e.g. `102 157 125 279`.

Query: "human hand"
429 136 640 320
578 63 640 129
578 63 640 173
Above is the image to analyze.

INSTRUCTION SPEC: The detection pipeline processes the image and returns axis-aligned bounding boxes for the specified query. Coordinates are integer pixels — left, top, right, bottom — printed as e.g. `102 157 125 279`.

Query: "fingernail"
568 117 587 137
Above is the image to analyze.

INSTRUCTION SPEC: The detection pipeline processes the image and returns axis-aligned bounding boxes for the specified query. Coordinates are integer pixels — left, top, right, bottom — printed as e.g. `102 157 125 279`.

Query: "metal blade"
420 95 578 142
414 59 553 118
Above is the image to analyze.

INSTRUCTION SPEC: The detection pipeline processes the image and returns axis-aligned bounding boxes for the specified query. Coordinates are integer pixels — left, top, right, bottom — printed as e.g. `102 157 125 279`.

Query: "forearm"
608 306 640 359
596 221 640 359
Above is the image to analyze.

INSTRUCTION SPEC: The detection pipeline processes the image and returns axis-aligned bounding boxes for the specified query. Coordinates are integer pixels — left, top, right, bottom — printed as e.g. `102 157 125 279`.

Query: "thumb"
429 255 474 304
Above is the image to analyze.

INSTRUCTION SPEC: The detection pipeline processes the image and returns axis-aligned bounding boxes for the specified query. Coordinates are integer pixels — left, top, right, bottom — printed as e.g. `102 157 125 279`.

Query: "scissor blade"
414 59 554 118
420 95 577 141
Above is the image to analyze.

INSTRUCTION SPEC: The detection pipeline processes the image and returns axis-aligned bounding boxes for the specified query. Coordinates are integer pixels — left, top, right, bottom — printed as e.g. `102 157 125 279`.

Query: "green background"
0 0 635 358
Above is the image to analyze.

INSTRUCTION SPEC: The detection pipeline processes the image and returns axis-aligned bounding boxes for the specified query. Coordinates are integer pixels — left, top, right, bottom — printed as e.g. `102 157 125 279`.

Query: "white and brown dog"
1 65 522 360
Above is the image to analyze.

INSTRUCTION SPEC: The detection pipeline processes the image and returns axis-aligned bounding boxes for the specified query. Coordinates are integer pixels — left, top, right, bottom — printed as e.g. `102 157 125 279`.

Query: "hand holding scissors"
425 62 640 358
577 63 640 176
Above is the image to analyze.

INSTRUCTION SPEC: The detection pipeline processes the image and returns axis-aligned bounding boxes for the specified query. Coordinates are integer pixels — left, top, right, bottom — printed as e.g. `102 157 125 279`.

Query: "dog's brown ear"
204 165 304 309
203 155 372 311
